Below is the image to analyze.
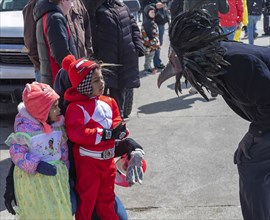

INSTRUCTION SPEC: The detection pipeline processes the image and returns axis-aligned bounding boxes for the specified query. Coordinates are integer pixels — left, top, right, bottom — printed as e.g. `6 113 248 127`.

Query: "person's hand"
36 161 57 176
102 122 127 141
4 163 16 215
112 123 127 139
126 149 145 186
234 132 253 164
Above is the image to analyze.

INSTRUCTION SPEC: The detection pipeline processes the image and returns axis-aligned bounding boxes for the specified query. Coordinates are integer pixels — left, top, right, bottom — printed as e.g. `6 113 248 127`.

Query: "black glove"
234 132 253 164
114 138 144 158
102 123 127 141
4 162 17 215
36 161 57 176
124 138 143 159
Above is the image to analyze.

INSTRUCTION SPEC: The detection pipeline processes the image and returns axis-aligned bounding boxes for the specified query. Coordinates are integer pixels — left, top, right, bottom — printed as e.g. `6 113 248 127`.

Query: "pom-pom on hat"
22 82 60 133
62 55 98 88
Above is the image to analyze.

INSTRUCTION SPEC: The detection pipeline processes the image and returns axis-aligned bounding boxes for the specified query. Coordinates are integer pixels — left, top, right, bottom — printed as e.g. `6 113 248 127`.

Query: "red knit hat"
22 82 60 133
62 55 98 88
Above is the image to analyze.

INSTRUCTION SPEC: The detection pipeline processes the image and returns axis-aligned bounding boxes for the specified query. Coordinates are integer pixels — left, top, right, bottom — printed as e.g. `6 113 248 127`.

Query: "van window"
0 0 28 11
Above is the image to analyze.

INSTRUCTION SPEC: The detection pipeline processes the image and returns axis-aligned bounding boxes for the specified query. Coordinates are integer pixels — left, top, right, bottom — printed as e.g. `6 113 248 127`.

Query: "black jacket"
33 0 77 86
219 41 270 137
92 0 145 89
247 0 263 15
183 0 229 19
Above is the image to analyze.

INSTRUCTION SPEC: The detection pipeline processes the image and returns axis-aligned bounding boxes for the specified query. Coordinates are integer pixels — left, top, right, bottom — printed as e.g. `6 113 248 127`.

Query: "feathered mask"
158 9 231 101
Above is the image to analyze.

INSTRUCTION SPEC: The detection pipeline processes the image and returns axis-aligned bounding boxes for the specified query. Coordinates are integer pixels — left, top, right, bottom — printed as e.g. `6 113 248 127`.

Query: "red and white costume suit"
65 88 128 220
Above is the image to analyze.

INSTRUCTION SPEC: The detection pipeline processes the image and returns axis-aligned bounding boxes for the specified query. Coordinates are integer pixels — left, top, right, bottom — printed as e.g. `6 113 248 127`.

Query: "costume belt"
79 146 115 160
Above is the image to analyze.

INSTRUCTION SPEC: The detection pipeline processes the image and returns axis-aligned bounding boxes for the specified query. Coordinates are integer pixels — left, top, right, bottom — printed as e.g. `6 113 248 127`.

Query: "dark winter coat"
247 0 263 15
183 0 229 19
33 0 77 86
219 41 270 136
169 0 184 21
92 0 145 89
23 0 92 72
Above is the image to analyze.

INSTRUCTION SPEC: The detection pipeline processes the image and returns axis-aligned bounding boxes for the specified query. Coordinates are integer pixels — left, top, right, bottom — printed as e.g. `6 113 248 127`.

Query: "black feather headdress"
169 9 231 101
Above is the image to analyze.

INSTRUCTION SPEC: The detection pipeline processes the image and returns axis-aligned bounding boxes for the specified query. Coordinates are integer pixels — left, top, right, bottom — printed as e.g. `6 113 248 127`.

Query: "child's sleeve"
5 132 40 174
65 103 104 146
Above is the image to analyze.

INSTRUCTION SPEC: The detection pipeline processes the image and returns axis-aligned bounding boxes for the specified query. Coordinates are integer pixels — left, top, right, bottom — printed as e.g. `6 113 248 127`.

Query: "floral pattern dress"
5 103 72 219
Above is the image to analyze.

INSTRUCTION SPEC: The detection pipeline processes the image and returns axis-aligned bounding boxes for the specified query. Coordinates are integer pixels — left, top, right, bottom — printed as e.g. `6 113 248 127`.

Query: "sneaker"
189 87 198 94
156 63 165 69
144 69 154 74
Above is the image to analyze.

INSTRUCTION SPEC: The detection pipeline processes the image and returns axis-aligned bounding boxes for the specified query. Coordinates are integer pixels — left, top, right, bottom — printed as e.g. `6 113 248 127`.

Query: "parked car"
0 0 33 114
0 0 140 115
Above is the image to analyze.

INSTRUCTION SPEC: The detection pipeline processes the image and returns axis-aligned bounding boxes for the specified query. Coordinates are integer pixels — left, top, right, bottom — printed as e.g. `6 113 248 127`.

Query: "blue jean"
247 15 261 45
154 24 165 68
35 69 41 82
115 195 128 220
222 26 237 40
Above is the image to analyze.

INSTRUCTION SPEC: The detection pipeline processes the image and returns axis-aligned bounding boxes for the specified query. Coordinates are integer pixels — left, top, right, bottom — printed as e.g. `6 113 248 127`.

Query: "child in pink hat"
5 82 72 219
63 54 129 220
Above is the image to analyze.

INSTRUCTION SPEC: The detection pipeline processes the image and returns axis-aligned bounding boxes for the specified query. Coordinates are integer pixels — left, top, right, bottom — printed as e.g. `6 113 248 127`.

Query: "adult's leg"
236 132 270 220
109 88 125 118
247 16 255 44
115 195 128 220
154 24 165 68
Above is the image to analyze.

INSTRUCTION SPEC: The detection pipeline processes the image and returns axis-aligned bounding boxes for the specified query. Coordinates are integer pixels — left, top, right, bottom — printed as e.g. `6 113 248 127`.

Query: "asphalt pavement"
0 19 269 219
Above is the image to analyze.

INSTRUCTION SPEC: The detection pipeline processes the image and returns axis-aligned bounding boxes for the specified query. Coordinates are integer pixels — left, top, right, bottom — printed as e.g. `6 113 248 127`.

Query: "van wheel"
124 88 133 118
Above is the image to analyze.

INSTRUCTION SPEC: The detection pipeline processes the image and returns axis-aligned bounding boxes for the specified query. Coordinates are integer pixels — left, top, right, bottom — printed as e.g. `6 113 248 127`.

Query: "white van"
0 0 34 114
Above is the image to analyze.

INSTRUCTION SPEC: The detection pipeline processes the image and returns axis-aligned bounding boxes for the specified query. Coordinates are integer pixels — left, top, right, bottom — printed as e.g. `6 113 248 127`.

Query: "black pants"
236 132 270 220
104 87 125 118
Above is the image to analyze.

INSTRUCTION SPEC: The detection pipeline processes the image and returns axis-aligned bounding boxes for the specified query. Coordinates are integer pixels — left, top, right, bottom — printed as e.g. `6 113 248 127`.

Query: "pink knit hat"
22 82 60 133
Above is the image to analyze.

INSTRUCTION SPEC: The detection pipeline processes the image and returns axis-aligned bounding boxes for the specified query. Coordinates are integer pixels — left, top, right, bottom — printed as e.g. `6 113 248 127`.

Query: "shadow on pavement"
137 94 208 114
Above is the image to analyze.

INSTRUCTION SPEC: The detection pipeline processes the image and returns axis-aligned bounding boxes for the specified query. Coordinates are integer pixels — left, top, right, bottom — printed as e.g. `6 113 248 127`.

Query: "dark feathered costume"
169 9 230 100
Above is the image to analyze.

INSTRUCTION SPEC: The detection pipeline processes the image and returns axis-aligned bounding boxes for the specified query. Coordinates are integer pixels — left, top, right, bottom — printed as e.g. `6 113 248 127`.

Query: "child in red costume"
63 55 128 220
